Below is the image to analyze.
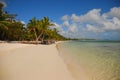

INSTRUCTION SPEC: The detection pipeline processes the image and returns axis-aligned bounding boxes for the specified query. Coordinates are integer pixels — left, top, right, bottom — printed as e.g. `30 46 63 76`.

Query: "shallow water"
58 41 120 80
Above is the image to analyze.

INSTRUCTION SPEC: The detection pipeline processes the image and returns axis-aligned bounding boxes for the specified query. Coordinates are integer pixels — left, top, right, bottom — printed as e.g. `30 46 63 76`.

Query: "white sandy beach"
0 43 74 80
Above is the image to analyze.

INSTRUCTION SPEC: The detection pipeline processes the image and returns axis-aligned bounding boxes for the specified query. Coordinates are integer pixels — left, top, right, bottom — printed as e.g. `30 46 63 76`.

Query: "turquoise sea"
57 40 120 80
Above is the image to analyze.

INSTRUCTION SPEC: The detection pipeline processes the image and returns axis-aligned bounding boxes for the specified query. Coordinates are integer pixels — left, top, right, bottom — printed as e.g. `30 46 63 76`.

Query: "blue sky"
1 0 120 40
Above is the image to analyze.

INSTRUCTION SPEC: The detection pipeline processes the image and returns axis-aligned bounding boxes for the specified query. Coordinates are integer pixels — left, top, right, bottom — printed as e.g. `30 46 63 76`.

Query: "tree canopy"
0 2 67 42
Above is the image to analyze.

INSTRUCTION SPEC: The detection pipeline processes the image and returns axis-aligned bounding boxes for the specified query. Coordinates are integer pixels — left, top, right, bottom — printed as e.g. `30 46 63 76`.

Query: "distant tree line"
0 2 67 42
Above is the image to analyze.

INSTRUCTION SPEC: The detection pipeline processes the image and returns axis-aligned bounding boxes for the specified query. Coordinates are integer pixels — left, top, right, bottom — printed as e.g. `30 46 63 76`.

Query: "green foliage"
0 2 67 41
0 21 24 40
26 17 66 42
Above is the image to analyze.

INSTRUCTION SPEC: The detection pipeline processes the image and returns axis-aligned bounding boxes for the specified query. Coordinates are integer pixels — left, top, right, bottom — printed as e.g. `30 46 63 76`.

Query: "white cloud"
58 7 120 39
51 23 61 30
104 7 120 19
21 21 25 24
71 9 103 24
20 21 27 27
68 24 78 33
61 15 69 21
71 14 80 22
86 24 104 33
103 17 120 31
50 23 66 35
63 21 69 27
86 17 120 32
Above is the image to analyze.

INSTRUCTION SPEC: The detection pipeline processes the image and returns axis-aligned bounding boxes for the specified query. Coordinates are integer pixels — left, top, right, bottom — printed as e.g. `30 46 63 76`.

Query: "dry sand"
0 43 74 80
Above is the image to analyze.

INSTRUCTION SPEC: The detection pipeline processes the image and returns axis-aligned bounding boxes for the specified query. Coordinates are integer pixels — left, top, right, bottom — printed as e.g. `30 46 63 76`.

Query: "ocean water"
57 40 120 80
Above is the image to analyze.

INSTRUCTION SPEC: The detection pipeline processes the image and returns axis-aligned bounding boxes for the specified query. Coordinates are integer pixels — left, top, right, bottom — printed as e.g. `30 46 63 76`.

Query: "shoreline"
0 42 74 80
56 41 90 80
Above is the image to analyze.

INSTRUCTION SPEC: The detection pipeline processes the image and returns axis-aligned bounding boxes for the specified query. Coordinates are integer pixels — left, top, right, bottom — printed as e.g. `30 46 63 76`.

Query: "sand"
0 43 74 80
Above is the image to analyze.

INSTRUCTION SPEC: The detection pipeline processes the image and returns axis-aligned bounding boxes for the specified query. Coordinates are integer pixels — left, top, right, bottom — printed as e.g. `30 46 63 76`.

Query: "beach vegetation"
0 2 67 43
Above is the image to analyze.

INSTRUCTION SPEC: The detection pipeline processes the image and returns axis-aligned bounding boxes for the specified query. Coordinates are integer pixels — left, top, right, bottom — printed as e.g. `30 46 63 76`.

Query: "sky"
1 0 120 40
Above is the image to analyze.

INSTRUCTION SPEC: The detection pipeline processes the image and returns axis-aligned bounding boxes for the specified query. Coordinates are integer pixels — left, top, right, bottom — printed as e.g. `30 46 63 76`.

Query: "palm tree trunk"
36 30 43 41
41 32 45 43
33 29 37 41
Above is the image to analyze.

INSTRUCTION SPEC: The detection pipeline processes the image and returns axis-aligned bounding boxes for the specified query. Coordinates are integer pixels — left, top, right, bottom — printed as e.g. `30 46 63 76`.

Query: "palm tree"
5 13 17 22
0 2 5 21
0 21 9 40
40 17 55 42
27 17 55 43
27 17 38 41
0 20 25 40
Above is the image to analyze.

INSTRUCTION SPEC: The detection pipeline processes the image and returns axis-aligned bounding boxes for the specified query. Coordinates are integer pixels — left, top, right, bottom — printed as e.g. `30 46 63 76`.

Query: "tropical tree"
0 21 9 40
7 22 24 40
0 21 24 40
4 12 17 22
0 2 5 21
39 17 55 42
27 17 55 42
46 28 58 40
27 17 38 40
0 2 17 22
0 2 67 42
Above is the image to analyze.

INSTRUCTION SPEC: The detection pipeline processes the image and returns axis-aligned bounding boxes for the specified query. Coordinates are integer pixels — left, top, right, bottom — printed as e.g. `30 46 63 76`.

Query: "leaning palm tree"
27 17 38 41
27 17 55 44
39 17 55 42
